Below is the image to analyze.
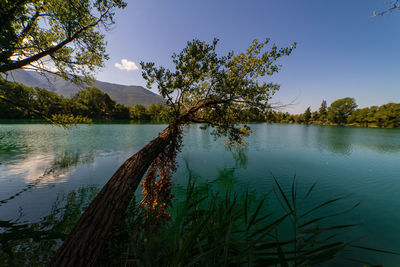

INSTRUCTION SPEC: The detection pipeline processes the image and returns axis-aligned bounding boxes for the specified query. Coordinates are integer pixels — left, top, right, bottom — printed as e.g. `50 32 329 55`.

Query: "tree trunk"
50 122 181 267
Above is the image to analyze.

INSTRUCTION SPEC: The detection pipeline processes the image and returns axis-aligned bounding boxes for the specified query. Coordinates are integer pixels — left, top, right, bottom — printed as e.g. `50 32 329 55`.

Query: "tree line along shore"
266 98 400 128
1 79 399 128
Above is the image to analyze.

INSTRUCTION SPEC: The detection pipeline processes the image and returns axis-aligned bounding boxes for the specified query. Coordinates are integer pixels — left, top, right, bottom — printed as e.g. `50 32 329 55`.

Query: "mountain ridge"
4 70 165 107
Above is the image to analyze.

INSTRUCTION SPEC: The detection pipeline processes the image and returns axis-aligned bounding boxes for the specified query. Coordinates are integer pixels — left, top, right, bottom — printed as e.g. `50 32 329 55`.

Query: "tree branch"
0 94 55 123
373 0 400 16
19 9 41 40
0 7 111 73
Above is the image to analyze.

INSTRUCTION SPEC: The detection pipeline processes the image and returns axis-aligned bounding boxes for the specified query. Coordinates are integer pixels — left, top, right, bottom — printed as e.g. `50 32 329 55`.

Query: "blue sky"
96 0 400 113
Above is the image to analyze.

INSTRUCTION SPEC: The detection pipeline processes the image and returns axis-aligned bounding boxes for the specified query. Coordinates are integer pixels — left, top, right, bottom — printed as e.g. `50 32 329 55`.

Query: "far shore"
1 119 400 129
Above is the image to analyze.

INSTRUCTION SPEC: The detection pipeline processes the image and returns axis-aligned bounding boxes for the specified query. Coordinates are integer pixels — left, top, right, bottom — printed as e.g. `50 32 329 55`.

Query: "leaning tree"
50 38 296 266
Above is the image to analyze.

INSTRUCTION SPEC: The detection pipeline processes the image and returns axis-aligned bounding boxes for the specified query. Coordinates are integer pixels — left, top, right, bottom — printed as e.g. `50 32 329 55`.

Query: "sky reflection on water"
0 123 400 265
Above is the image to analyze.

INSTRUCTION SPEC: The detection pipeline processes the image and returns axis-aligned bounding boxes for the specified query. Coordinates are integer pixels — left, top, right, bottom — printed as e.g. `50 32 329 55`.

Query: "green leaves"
0 79 130 123
327 97 358 124
100 172 399 266
141 38 296 145
0 0 126 81
2 171 398 266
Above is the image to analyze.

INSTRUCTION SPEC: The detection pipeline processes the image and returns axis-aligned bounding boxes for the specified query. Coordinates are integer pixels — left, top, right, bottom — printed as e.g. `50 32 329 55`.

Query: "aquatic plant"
1 174 398 266
0 186 99 266
101 173 399 266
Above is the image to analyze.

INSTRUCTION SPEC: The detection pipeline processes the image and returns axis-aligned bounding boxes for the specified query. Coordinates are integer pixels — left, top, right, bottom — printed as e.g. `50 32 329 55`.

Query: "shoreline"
1 119 400 129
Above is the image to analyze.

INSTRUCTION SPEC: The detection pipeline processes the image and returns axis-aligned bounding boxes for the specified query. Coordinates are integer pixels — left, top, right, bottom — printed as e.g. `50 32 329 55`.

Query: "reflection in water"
212 146 249 190
315 126 353 155
0 149 94 207
364 143 400 153
175 152 248 199
0 185 99 266
215 167 237 191
3 154 55 182
0 123 400 265
45 150 94 177
312 125 400 155
226 145 248 169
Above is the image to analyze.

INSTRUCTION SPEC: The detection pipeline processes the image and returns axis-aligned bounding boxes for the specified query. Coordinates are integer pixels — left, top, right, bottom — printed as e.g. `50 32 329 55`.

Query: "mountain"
4 70 165 107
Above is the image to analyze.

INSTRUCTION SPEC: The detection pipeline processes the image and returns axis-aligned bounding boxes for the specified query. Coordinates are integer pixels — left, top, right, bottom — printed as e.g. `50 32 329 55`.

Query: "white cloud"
114 59 139 71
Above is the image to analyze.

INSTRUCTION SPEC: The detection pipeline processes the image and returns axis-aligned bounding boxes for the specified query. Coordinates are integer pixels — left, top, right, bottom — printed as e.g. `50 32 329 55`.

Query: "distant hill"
4 70 165 107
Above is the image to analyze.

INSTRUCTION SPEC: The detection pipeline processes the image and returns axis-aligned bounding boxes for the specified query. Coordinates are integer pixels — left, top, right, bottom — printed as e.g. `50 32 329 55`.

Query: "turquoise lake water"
0 123 400 265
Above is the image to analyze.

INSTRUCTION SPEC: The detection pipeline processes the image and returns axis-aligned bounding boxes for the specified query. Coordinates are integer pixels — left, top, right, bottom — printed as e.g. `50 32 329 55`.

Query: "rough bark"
49 101 212 266
50 122 181 267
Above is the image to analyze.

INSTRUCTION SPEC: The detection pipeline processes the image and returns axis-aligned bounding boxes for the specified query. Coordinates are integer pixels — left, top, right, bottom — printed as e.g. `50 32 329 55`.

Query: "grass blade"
273 176 293 213
303 181 317 201
246 197 266 231
301 196 347 218
350 245 400 255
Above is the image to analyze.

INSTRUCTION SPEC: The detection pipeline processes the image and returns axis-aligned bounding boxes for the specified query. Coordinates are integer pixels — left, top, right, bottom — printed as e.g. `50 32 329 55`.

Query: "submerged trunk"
50 122 181 267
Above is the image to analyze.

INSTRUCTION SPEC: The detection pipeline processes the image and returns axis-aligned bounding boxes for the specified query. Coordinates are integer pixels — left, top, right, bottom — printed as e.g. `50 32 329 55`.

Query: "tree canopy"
327 97 357 124
0 0 126 82
50 38 296 266
0 79 129 122
319 100 327 115
141 38 296 144
303 106 311 123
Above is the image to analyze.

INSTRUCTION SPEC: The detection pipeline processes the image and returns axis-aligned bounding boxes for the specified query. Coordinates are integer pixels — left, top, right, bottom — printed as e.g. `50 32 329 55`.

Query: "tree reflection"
225 145 248 169
315 126 353 155
0 186 99 266
215 167 237 191
315 126 400 155
45 150 94 176
0 150 94 208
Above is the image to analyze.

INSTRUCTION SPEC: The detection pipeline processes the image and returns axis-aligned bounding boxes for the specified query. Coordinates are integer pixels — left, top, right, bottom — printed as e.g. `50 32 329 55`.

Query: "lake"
1 123 400 265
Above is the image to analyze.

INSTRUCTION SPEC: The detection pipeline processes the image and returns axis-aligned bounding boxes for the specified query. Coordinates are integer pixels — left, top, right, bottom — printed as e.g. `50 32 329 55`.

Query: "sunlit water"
1 123 400 265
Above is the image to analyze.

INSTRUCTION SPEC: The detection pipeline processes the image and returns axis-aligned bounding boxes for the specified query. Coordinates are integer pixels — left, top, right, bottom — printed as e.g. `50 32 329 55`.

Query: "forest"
0 79 130 120
2 79 399 128
266 98 400 128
